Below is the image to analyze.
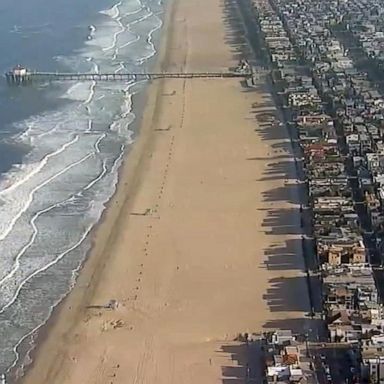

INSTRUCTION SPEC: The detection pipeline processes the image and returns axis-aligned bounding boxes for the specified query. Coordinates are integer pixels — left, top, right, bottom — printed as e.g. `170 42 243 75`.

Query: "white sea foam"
62 82 90 102
137 13 163 64
129 7 153 26
7 223 93 373
7 141 126 375
114 62 125 73
0 154 95 307
102 17 124 53
0 0 164 374
0 135 79 200
119 33 140 49
84 161 107 191
99 1 122 19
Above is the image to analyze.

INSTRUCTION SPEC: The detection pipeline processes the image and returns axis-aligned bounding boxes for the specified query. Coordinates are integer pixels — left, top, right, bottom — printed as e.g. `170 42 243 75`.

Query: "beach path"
21 0 310 382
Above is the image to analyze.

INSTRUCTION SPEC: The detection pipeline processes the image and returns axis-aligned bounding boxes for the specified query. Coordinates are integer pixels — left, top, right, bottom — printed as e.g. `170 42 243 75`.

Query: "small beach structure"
86 299 119 310
5 65 31 85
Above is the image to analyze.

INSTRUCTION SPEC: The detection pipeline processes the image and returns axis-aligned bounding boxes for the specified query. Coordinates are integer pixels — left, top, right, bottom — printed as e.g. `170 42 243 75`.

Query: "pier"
5 64 254 85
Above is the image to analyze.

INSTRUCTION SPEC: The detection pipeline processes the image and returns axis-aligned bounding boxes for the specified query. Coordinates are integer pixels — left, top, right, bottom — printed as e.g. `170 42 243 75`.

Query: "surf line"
0 150 94 292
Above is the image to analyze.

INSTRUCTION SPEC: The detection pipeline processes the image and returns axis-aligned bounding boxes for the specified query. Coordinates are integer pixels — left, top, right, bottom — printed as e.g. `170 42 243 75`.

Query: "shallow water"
0 0 163 377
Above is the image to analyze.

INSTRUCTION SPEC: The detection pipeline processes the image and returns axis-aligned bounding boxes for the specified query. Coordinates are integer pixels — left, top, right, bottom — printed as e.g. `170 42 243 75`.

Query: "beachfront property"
263 331 317 383
252 0 384 380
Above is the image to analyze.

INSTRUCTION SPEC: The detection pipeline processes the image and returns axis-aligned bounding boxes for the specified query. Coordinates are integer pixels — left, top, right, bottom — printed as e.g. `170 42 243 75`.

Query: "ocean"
0 0 163 378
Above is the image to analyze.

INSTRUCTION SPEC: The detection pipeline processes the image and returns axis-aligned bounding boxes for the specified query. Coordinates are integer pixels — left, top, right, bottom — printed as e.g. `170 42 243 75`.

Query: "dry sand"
21 0 310 382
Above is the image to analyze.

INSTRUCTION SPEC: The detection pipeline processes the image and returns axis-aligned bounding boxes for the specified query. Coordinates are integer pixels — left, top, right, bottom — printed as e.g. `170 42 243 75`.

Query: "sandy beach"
21 0 310 382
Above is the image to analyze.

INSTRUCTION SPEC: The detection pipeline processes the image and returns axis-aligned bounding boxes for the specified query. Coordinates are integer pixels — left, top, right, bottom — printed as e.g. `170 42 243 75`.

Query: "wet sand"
21 0 310 382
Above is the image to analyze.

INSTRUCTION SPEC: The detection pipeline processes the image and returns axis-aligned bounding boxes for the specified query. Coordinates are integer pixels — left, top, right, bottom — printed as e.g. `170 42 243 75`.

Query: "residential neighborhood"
248 0 384 381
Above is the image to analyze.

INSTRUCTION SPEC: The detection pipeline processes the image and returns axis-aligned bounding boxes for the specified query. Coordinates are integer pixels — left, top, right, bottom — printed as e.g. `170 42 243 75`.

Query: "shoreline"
15 0 175 381
19 0 311 380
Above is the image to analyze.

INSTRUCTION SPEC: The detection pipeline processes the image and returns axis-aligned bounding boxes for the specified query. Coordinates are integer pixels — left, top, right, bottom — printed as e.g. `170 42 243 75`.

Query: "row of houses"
254 0 384 381
339 0 384 64
252 0 296 65
264 330 316 383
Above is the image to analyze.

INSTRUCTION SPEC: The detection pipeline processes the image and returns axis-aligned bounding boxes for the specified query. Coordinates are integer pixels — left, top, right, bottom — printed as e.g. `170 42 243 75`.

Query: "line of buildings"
252 0 384 381
264 330 317 383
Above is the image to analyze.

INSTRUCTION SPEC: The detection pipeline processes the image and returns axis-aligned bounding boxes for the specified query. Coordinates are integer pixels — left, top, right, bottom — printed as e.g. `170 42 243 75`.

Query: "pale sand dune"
21 0 310 382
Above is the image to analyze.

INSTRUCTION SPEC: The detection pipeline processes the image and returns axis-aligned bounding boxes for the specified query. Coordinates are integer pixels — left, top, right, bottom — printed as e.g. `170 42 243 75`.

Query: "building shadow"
221 0 269 67
263 238 303 270
219 343 247 383
263 318 312 334
221 0 253 62
263 275 310 313
219 342 264 383
218 0 324 382
258 160 293 181
262 185 302 206
262 208 302 235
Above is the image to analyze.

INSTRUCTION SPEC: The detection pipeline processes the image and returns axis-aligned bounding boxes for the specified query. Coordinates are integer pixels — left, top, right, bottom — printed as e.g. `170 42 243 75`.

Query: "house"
361 348 384 383
318 241 366 265
272 330 295 345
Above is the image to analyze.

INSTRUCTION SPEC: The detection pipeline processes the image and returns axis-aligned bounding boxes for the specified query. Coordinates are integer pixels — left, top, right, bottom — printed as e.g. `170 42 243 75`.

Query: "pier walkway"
5 70 253 85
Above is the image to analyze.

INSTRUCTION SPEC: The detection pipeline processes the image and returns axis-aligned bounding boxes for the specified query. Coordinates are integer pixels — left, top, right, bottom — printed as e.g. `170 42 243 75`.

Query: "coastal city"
239 0 384 381
5 0 384 381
